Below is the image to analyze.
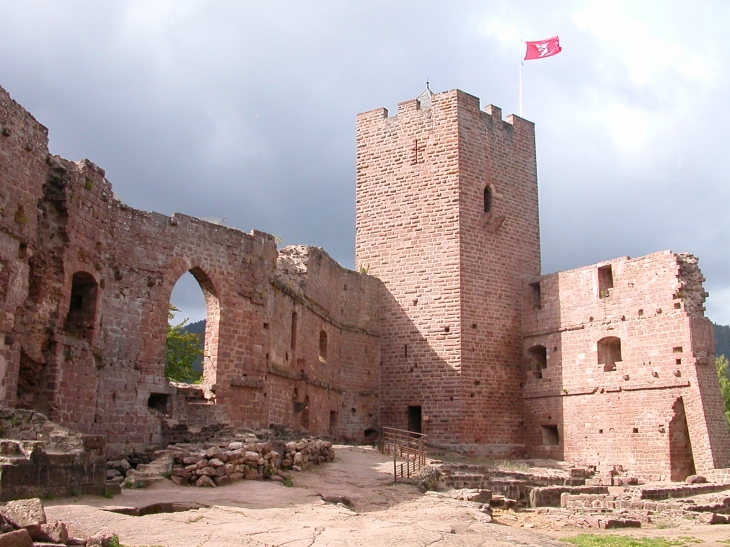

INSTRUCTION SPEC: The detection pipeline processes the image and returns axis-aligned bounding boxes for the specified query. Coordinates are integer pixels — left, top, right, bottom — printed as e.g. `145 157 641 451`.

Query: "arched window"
483 186 493 213
598 337 622 371
64 272 98 340
527 345 547 378
319 330 328 361
168 268 219 387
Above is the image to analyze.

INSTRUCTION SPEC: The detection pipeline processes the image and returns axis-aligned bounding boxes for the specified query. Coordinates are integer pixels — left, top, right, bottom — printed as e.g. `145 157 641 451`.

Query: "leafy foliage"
166 304 203 383
716 355 730 429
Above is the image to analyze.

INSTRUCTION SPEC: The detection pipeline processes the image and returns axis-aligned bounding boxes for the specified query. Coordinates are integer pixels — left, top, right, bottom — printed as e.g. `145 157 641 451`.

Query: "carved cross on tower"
411 139 425 165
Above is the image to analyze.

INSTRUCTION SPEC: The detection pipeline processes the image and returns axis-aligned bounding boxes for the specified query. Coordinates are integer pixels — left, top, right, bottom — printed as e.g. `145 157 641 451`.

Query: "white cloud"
707 287 730 326
571 0 715 88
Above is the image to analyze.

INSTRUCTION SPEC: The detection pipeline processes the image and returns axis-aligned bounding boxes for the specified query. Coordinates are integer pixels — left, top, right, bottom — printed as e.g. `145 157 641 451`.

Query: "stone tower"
356 88 540 451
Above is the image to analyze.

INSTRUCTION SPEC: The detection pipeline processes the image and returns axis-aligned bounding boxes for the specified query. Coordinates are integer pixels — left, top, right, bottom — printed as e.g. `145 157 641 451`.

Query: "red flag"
524 36 562 61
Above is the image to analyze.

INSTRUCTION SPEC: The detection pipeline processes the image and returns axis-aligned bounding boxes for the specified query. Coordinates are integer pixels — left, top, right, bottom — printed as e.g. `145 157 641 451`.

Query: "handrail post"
393 440 397 484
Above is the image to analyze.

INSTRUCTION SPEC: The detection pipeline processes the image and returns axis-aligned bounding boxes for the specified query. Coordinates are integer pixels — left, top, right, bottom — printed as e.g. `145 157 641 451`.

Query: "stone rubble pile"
170 439 335 487
0 497 116 546
112 438 335 488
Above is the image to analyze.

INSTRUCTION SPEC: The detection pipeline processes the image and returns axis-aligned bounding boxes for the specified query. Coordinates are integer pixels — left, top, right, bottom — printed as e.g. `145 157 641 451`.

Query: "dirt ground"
45 446 730 547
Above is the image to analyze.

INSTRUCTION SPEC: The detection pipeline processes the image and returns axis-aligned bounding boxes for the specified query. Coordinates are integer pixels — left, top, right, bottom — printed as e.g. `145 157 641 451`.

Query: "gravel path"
45 445 567 547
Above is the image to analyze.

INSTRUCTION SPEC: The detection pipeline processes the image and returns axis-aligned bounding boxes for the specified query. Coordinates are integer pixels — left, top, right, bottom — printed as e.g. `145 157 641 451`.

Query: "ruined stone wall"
0 85 381 454
0 86 49 407
267 246 380 442
355 90 539 449
522 251 730 478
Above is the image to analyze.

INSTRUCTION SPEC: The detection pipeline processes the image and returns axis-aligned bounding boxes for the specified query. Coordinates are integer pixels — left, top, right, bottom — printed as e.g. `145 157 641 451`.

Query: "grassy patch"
561 535 700 547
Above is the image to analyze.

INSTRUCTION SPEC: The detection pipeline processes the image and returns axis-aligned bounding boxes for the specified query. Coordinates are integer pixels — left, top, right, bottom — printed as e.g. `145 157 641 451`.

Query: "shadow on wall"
379 288 465 446
522 275 565 462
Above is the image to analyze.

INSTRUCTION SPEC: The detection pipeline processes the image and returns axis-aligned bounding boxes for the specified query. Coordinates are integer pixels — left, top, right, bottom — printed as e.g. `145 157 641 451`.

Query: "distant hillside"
185 319 206 336
715 322 730 361
181 319 205 373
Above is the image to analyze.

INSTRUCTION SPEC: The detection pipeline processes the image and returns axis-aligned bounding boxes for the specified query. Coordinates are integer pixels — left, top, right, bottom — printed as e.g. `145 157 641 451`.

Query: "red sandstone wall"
356 93 464 443
267 246 380 442
0 85 381 453
458 100 540 449
523 251 730 478
0 86 49 406
356 90 540 449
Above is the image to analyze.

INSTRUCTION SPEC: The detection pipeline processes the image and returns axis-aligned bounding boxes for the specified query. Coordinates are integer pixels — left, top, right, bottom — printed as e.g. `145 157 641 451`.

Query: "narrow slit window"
290 311 298 351
483 186 493 213
319 329 328 361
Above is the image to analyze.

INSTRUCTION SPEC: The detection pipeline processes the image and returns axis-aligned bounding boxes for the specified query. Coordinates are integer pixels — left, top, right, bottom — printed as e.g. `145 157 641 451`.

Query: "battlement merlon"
356 88 535 135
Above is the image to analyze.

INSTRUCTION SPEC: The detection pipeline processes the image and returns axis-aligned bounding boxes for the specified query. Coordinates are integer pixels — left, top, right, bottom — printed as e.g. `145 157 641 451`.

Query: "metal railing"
379 426 427 483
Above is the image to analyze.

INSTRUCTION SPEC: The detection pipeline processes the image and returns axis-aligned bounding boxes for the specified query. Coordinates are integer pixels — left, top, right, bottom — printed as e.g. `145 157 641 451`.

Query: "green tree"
715 355 730 429
166 304 203 383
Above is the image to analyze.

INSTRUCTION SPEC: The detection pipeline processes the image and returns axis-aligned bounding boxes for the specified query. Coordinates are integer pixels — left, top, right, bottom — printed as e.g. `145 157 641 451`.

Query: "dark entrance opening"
64 272 98 340
148 393 170 415
329 410 337 435
669 397 696 481
407 405 422 434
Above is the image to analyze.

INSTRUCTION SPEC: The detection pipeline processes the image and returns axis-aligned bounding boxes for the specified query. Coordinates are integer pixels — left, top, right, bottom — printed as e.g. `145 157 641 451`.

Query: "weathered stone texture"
355 90 540 450
1 81 728 482
523 251 730 478
0 409 105 500
0 84 380 454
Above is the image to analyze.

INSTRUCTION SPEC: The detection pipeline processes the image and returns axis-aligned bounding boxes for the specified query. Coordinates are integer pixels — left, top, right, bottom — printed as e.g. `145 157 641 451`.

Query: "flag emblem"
524 36 562 60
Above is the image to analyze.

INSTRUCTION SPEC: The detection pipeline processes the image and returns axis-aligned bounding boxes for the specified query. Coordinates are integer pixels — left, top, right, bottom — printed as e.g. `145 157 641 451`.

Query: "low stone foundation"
0 408 106 501
562 491 730 514
440 462 578 507
529 486 609 508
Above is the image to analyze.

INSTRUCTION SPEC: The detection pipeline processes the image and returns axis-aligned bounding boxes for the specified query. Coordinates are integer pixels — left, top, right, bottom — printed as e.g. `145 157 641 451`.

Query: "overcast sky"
1 1 728 325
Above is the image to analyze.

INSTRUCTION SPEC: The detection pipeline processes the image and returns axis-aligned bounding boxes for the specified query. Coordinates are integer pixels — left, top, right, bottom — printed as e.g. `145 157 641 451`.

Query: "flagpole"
519 39 524 117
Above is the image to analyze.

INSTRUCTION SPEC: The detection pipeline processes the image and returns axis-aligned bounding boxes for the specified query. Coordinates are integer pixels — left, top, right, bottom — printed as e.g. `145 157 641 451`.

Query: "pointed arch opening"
167 268 220 389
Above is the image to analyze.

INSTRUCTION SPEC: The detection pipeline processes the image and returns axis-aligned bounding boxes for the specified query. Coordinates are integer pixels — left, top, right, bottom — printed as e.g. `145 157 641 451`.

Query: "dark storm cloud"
1 1 728 323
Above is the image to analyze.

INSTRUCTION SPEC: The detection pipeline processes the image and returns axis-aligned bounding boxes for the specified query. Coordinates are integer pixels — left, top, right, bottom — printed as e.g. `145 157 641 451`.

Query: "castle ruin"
1 84 728 481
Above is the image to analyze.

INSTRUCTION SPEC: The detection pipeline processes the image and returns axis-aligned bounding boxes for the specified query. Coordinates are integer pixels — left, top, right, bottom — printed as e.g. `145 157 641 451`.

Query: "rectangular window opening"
598 265 614 298
541 425 560 446
529 281 541 310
